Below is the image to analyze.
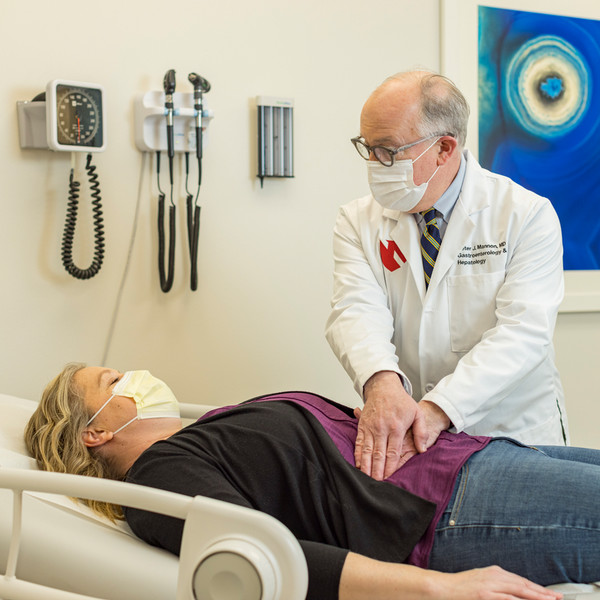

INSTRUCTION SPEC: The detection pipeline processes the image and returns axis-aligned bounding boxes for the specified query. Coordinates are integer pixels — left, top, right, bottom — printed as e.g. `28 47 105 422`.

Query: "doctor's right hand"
355 371 428 480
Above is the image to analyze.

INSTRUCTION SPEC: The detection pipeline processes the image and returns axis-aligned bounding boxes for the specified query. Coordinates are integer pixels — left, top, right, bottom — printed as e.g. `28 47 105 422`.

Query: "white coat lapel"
427 151 491 293
385 209 427 298
427 200 476 291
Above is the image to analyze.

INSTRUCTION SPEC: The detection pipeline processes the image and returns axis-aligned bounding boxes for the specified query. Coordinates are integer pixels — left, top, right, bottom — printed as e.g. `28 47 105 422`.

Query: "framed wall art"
440 0 600 311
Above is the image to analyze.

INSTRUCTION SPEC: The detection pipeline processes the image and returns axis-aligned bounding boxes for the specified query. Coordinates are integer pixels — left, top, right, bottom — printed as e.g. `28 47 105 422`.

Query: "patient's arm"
339 553 562 600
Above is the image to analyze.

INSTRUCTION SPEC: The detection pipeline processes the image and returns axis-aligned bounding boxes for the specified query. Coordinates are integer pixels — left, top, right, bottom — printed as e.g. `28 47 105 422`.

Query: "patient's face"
74 367 137 430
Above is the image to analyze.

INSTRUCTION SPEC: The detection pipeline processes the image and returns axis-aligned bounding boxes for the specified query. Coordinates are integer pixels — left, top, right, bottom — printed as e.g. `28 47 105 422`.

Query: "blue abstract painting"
478 6 600 270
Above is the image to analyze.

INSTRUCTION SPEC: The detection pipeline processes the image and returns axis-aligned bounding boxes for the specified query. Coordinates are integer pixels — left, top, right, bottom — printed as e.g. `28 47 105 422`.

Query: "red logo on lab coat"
380 240 406 272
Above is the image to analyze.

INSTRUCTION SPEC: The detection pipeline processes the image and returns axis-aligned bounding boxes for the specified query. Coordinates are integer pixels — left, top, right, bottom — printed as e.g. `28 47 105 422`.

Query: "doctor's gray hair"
386 71 470 148
418 73 469 148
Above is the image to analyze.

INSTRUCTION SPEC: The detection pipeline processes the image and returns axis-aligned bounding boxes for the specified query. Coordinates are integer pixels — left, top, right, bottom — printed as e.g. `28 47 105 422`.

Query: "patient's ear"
82 428 113 448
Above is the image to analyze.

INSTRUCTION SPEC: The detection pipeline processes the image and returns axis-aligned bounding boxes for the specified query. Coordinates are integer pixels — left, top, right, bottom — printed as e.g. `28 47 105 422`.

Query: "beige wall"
555 312 600 448
0 0 598 448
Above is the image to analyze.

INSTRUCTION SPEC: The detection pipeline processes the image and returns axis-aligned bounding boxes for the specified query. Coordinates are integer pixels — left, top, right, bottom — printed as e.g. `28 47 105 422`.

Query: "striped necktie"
420 208 442 289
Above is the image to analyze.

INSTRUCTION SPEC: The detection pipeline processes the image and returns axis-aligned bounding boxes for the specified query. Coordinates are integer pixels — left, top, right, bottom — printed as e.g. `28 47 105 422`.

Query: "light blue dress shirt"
414 153 466 239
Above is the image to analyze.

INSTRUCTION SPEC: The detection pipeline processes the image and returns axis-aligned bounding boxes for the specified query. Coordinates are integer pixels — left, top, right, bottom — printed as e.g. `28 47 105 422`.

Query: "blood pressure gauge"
46 80 106 152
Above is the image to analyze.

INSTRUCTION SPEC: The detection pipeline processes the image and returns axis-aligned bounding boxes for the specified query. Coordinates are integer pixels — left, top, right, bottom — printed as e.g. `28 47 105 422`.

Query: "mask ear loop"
411 137 441 187
411 137 441 164
112 415 138 435
85 394 138 435
86 394 116 427
426 166 440 184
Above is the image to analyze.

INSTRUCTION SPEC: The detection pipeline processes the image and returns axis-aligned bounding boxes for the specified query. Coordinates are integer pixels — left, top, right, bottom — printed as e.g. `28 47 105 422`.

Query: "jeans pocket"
446 463 470 527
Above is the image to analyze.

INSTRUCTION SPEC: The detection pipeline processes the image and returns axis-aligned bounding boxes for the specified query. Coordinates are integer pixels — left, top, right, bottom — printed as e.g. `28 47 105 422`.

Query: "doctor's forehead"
360 96 421 145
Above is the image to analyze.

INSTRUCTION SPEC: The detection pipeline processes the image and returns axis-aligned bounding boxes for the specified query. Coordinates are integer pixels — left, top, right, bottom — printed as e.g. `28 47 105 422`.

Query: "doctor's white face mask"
367 137 441 212
85 370 180 435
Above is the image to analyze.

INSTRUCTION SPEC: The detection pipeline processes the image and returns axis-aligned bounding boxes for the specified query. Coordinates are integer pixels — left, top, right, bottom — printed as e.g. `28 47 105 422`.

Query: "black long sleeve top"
124 397 437 599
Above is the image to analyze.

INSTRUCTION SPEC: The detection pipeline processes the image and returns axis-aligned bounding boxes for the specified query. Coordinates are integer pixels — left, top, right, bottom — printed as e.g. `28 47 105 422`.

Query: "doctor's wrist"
363 370 410 400
419 400 452 432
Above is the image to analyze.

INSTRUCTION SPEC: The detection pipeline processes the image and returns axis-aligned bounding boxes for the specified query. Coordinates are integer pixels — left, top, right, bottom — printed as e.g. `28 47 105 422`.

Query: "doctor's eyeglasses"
351 133 454 167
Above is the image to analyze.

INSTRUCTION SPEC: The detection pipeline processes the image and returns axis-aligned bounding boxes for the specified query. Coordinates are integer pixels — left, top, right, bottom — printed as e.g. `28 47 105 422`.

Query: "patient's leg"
428 440 600 585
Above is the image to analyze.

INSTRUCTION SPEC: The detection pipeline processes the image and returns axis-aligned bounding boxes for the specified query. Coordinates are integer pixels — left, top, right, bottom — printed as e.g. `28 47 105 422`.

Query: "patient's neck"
104 419 183 478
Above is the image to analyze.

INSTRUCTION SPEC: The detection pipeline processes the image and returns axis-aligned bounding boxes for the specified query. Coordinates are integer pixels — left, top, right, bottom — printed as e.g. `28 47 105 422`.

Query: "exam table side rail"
180 401 220 420
0 468 308 600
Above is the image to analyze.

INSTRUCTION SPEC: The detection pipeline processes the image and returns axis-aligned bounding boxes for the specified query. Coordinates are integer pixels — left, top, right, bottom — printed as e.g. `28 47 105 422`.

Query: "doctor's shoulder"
477 167 556 220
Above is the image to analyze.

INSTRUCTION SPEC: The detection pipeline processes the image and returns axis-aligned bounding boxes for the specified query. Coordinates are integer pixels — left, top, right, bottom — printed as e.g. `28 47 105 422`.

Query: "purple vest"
202 392 490 567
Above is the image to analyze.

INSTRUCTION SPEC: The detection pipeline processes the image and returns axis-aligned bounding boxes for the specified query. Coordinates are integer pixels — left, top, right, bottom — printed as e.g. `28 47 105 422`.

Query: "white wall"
0 0 438 405
555 312 600 449
1 0 598 447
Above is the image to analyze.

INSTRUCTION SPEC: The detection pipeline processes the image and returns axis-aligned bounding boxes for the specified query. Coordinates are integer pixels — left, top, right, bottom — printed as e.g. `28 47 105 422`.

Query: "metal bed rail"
0 468 307 600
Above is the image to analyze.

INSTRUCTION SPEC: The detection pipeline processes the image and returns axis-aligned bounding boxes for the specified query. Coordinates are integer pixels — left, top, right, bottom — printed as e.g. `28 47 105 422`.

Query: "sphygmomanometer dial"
46 80 106 151
57 87 100 144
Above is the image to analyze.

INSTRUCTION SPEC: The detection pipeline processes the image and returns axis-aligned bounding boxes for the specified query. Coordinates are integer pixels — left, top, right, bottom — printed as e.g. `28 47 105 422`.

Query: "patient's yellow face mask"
85 370 180 434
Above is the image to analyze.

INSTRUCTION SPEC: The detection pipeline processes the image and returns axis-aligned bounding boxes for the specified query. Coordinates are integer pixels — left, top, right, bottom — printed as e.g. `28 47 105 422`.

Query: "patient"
25 364 600 600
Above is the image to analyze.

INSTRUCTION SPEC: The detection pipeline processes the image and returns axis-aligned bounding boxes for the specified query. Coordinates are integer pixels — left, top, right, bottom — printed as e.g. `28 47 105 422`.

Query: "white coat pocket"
447 272 505 353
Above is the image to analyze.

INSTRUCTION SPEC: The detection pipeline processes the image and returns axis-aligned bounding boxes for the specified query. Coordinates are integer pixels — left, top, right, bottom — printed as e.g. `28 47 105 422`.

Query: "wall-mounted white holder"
17 100 47 149
134 91 214 153
257 96 294 187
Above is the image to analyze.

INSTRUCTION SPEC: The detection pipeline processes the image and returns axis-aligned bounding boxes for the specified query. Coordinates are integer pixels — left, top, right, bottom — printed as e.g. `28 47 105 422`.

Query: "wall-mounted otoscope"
186 72 211 291
188 72 211 161
163 69 176 184
135 70 213 293
156 69 177 293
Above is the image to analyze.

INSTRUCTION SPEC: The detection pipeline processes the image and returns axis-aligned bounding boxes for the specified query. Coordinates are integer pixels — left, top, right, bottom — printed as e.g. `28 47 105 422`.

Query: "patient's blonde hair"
24 362 124 521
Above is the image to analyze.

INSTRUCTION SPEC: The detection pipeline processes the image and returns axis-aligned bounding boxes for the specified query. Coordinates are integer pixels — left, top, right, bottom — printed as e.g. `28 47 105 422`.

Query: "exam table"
2 392 600 600
0 393 307 600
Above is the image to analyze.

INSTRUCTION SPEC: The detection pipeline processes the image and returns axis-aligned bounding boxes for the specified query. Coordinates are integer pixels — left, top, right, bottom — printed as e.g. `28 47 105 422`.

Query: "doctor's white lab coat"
326 151 568 445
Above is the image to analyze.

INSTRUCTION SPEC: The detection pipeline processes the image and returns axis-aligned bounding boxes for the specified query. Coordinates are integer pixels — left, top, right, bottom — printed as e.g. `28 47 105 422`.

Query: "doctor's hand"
418 400 452 450
355 371 428 480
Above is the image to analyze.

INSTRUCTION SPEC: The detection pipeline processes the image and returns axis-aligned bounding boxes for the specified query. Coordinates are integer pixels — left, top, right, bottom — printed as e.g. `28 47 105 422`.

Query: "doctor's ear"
81 427 113 448
436 135 458 164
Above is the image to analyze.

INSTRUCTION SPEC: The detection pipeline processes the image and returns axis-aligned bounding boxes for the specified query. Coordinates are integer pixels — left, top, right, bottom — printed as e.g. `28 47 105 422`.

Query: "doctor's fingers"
382 429 413 479
355 431 384 480
411 407 430 454
368 430 406 481
355 426 406 480
354 426 368 471
355 408 411 478
381 429 420 478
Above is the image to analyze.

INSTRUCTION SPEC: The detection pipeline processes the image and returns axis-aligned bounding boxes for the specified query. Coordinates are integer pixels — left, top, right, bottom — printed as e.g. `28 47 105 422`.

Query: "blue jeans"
429 439 600 585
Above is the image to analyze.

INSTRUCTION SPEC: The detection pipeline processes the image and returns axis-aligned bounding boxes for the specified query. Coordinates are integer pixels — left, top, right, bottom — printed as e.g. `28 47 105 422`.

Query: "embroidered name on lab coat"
380 240 406 272
457 241 507 265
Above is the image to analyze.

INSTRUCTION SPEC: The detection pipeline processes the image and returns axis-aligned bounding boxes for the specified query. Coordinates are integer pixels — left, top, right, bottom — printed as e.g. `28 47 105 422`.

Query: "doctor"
325 70 568 481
